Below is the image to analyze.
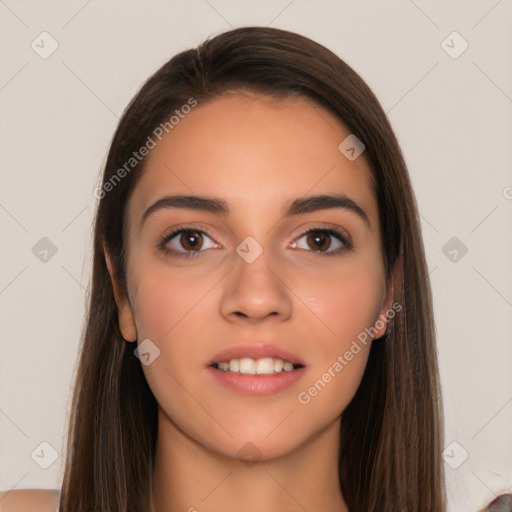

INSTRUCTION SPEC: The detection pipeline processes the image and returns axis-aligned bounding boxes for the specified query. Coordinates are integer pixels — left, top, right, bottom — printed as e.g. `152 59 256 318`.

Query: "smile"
211 357 304 374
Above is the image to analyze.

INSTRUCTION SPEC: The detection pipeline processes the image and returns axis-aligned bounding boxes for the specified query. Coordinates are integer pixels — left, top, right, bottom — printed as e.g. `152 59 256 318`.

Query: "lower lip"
206 365 306 396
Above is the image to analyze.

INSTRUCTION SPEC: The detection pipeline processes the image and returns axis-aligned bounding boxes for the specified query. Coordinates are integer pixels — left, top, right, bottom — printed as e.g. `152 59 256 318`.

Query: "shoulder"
0 489 60 512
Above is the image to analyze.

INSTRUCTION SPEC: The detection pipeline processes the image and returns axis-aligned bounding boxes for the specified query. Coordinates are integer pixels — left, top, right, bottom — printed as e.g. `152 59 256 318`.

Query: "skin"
0 490 59 512
105 90 394 512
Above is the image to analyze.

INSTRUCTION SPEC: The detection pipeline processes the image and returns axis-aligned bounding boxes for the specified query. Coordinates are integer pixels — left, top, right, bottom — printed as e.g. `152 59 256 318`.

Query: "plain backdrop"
1 2 511 511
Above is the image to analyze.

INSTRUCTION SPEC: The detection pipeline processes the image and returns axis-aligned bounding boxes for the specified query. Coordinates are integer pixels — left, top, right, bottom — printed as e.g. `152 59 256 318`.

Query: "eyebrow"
141 193 370 228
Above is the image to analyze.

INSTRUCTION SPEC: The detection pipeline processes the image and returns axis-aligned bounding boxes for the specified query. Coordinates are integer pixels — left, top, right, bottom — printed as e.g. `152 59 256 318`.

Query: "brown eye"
179 230 204 251
290 228 350 255
160 227 219 258
306 231 332 251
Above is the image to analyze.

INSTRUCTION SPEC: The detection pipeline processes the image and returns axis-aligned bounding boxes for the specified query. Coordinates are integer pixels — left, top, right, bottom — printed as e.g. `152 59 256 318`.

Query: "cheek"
129 270 219 438
295 255 386 356
129 262 219 340
128 263 222 385
291 260 384 420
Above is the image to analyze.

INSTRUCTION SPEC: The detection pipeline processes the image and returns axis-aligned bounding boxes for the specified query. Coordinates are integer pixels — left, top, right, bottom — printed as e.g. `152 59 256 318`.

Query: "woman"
1 26 446 511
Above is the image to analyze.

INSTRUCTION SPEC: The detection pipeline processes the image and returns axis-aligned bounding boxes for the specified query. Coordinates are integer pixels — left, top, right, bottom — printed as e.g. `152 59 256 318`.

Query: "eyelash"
157 224 352 260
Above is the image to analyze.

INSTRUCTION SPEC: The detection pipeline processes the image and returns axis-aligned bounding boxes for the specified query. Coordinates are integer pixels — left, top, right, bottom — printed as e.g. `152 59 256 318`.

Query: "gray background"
1 1 511 511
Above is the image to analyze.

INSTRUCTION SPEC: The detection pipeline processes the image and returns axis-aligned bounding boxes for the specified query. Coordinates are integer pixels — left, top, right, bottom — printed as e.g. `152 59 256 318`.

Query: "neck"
149 409 348 512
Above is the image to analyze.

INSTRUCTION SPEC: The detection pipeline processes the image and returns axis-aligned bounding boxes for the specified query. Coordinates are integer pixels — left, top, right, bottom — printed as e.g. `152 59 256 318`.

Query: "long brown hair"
59 26 445 511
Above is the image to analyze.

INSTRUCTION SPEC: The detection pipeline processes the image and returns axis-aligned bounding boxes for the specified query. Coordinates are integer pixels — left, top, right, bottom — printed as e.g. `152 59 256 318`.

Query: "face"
106 90 393 461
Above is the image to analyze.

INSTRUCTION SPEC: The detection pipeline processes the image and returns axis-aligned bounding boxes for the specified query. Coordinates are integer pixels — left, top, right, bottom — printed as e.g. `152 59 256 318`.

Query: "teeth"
283 361 294 371
239 357 256 374
214 357 300 374
256 358 275 374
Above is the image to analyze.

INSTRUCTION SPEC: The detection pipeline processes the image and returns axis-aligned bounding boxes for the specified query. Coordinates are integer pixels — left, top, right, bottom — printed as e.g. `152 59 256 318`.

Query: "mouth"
206 344 306 395
210 357 305 375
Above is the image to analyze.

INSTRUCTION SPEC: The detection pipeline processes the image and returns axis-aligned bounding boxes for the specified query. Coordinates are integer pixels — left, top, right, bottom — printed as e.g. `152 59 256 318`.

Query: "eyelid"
293 222 352 245
160 222 217 241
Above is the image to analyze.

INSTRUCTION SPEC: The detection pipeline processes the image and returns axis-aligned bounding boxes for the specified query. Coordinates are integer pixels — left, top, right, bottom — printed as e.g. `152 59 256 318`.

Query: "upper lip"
208 344 306 367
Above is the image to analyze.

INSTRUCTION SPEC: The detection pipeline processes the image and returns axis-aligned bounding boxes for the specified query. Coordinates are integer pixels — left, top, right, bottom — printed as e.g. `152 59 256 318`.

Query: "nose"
219 243 293 324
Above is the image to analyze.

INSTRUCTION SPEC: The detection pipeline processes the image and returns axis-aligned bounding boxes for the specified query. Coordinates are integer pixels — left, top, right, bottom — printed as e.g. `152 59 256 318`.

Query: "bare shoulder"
0 489 60 512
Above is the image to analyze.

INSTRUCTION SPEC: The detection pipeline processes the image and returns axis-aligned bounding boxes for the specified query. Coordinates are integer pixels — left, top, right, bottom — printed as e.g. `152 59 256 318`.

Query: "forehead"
127 91 377 227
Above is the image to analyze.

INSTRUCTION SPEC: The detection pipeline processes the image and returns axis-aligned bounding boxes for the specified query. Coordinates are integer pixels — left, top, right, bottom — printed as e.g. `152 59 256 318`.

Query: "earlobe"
104 248 137 342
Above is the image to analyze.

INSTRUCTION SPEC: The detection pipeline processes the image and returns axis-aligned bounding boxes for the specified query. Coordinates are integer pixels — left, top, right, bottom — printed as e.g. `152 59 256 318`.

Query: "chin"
208 414 316 463
223 433 308 464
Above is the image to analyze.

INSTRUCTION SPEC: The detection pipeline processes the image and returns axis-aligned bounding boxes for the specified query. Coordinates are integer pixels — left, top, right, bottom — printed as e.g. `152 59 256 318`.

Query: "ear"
104 248 137 342
371 266 397 339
